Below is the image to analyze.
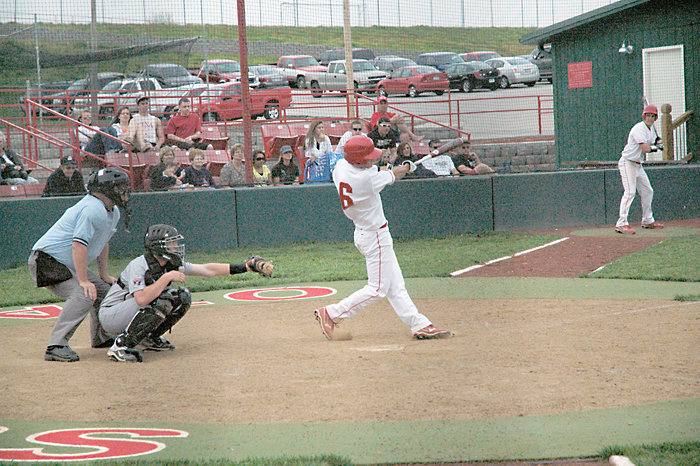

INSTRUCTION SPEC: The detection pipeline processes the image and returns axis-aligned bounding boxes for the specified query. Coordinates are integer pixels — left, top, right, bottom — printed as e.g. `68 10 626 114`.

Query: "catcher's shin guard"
121 302 170 348
150 287 191 338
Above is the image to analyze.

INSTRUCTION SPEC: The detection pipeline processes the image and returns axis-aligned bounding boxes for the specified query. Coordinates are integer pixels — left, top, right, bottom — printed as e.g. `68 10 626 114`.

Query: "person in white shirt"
615 105 664 234
76 110 99 150
126 95 164 153
314 135 450 341
336 120 365 155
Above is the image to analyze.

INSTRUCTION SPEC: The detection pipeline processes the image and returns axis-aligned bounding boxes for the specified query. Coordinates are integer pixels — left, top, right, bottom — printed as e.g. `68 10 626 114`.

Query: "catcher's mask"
87 167 132 229
144 224 185 268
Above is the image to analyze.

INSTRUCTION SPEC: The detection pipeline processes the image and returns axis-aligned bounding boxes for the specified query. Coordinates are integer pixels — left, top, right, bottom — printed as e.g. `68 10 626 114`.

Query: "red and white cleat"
615 225 636 235
314 307 335 340
413 324 451 340
641 221 664 229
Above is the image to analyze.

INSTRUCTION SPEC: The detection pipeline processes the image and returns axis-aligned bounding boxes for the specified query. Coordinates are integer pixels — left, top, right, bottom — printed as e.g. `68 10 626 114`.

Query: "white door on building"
642 45 686 160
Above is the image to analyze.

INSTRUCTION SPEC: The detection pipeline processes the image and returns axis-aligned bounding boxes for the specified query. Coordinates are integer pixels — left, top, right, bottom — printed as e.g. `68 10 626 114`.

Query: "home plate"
349 344 405 352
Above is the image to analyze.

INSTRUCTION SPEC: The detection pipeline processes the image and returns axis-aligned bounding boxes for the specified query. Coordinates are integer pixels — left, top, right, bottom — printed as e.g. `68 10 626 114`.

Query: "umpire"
28 167 131 362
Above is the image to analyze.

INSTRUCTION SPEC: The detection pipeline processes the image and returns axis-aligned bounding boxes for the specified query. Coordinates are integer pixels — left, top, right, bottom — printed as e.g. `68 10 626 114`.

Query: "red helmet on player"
344 135 382 165
642 105 658 117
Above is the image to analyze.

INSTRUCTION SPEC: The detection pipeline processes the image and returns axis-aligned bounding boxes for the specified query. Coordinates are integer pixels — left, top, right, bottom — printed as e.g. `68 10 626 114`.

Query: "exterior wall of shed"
551 0 699 164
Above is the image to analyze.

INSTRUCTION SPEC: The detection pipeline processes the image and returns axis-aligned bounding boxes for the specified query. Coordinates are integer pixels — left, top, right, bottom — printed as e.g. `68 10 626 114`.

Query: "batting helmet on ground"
643 105 658 117
344 135 382 165
144 224 185 268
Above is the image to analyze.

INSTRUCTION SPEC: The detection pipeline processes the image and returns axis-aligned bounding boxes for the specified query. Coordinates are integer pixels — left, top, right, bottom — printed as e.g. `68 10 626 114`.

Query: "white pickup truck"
305 59 387 97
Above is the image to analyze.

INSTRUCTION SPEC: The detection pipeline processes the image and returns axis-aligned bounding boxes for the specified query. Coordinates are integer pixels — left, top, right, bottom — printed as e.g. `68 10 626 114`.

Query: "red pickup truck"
189 59 260 87
191 83 292 121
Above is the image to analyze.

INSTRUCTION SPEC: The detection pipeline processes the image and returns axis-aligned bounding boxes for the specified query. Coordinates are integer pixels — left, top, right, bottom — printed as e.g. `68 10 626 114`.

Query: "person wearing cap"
615 104 665 234
126 95 164 153
42 156 87 197
369 96 423 142
271 144 300 186
367 116 400 163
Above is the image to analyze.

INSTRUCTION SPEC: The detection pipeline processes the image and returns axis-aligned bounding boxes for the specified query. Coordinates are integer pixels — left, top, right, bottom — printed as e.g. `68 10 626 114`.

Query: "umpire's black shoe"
45 345 79 362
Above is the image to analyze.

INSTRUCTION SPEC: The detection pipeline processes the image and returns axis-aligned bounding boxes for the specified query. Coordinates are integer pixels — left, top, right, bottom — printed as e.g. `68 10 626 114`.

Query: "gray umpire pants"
28 251 112 348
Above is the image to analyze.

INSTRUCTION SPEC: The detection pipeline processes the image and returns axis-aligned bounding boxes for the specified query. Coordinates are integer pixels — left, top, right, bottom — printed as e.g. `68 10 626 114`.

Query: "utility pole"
89 1 98 115
343 0 355 117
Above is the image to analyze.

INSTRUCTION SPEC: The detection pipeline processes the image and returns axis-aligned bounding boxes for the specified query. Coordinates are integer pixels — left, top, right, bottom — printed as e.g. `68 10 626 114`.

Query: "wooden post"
660 103 673 161
343 0 356 118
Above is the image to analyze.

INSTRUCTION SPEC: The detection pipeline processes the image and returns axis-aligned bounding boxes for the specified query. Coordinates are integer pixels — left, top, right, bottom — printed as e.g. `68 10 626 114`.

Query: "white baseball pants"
616 158 655 227
326 226 431 333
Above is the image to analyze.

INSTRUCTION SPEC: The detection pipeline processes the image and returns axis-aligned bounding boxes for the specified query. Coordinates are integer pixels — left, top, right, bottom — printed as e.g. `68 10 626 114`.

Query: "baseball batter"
98 224 274 362
314 135 450 340
615 105 664 234
28 167 131 362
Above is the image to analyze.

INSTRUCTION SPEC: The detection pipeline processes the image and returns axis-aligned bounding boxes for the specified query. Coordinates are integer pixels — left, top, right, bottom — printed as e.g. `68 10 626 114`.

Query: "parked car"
485 56 540 88
524 45 552 83
250 65 288 88
319 48 375 66
444 61 499 92
18 80 73 116
137 63 203 88
276 55 327 88
191 83 293 121
305 59 387 97
49 72 126 115
416 52 464 71
459 51 502 62
373 56 418 74
376 66 449 98
190 59 260 87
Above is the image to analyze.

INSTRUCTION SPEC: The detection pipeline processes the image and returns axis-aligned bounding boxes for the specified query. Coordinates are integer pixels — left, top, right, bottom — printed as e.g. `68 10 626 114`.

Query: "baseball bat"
414 137 468 166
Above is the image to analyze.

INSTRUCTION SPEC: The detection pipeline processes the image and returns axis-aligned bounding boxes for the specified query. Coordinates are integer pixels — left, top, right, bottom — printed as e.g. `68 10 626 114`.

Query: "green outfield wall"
0 165 698 269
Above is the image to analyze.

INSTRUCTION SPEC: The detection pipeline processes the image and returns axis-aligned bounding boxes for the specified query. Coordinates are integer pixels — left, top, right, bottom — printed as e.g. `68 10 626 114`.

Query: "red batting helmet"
642 105 658 117
344 135 382 165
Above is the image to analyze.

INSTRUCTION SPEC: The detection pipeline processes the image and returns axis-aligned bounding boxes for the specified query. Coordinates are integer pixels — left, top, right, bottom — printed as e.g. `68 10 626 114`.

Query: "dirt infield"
1 220 698 465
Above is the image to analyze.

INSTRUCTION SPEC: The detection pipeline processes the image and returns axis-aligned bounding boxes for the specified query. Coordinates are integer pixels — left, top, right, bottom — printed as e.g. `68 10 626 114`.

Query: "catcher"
98 223 274 363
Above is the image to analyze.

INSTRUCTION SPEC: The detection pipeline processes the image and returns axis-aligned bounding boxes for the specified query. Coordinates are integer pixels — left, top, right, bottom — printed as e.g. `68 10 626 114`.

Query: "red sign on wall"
568 61 593 89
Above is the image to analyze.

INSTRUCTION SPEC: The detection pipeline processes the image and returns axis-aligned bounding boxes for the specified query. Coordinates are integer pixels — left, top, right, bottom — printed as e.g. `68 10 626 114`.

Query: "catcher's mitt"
247 256 274 277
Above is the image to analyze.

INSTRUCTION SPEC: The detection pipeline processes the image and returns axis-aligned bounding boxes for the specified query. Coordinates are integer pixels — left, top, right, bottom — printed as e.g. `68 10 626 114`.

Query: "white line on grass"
450 237 570 276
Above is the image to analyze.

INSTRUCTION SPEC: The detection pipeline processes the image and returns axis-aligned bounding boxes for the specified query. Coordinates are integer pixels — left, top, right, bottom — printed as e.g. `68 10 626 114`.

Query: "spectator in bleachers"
369 96 423 142
305 120 332 166
367 116 399 161
252 150 271 186
421 138 459 176
451 139 494 175
149 146 184 190
42 155 86 197
220 143 246 187
126 95 164 153
182 148 215 188
76 110 99 150
396 142 436 178
164 97 213 151
271 145 300 185
0 132 39 185
151 161 183 191
84 106 135 155
336 120 365 155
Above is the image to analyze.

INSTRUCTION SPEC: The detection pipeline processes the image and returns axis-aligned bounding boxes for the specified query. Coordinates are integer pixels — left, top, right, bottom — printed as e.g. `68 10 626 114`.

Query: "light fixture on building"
618 41 634 54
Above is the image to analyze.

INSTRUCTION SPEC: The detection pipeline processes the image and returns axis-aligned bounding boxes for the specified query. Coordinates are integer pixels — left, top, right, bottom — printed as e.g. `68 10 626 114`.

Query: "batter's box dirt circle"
224 286 337 302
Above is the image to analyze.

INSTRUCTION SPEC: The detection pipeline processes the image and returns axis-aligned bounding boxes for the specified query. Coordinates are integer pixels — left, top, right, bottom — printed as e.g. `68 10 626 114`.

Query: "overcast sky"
2 0 616 28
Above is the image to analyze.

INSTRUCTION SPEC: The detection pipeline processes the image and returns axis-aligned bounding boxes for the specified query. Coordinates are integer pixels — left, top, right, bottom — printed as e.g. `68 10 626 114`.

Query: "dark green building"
521 0 698 164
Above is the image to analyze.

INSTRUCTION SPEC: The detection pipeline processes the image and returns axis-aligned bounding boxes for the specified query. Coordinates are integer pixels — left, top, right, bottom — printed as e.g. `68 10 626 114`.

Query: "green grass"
600 441 700 466
0 232 559 308
585 236 700 282
35 455 351 466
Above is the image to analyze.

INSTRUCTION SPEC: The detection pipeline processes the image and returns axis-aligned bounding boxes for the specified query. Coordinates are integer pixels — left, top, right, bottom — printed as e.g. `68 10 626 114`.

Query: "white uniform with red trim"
616 121 656 227
328 158 432 332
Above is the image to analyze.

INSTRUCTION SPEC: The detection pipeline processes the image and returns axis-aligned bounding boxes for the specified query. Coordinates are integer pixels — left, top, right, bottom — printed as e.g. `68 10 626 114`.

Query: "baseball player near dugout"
615 104 664 234
28 167 131 362
314 135 450 340
98 224 274 363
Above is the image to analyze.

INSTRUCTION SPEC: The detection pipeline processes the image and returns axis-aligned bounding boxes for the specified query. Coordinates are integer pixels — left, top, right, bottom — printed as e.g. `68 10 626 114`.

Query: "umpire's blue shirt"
32 194 120 272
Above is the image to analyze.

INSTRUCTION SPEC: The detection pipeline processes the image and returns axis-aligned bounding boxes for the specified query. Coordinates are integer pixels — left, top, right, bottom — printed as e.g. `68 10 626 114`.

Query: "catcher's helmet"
344 135 382 165
88 167 131 211
643 105 658 117
144 224 185 268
